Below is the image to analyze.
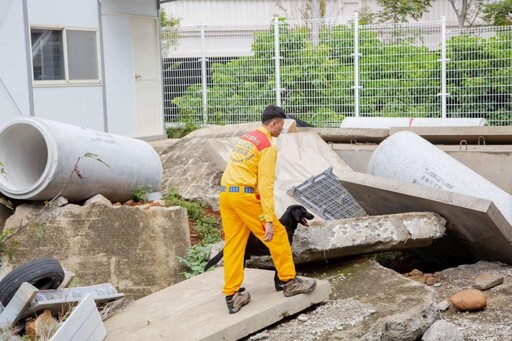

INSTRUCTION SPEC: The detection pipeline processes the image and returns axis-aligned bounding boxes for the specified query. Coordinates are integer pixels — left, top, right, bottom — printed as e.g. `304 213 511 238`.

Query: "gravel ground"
245 259 512 341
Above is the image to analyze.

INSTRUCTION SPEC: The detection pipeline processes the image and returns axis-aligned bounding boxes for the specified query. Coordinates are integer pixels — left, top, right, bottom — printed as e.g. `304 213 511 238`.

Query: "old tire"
0 257 64 306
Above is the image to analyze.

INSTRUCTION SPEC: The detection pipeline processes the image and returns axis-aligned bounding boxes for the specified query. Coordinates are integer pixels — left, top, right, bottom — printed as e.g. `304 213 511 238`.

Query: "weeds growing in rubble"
133 184 152 203
165 187 222 278
175 244 212 279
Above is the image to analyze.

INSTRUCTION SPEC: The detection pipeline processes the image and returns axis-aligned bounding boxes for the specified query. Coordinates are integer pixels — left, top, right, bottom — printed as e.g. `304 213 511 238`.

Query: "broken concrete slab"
291 212 446 263
265 258 440 340
298 127 389 143
104 268 330 340
236 212 445 268
4 202 191 299
339 171 512 265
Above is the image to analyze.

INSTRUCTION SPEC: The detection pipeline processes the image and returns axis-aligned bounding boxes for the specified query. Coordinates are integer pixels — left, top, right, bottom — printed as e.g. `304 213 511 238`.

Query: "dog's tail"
204 249 224 272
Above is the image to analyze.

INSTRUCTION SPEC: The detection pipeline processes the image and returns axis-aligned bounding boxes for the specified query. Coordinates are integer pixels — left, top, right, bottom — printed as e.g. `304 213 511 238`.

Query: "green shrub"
176 244 212 278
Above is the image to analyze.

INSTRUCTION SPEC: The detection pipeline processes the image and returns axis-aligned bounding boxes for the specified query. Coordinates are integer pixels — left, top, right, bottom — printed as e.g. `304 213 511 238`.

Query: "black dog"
204 204 314 291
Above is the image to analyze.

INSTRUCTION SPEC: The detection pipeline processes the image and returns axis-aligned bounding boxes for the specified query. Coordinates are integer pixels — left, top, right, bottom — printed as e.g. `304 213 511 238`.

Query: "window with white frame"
31 28 100 83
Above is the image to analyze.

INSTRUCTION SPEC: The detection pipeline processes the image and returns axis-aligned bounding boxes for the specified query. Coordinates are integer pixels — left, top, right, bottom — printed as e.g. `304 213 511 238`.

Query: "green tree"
377 0 433 23
160 8 180 28
448 0 488 28
483 0 512 26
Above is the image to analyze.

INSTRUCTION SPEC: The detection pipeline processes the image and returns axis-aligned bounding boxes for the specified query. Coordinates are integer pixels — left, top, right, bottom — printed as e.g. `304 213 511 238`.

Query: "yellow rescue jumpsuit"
220 126 296 296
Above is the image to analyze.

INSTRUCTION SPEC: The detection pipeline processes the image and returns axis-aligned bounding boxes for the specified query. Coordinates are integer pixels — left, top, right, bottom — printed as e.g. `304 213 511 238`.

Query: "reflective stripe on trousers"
220 191 296 296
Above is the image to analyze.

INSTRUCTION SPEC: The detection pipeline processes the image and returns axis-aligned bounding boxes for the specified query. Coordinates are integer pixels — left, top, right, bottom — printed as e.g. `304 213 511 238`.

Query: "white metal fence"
161 16 512 127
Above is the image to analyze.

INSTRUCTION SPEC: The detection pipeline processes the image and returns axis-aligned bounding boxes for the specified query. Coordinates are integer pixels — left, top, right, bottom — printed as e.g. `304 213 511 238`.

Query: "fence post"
439 16 448 119
352 12 361 117
274 17 282 107
200 24 208 124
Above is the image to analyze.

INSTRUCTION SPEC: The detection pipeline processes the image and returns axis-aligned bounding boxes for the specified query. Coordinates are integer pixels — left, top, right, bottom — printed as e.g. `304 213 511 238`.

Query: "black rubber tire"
0 257 65 306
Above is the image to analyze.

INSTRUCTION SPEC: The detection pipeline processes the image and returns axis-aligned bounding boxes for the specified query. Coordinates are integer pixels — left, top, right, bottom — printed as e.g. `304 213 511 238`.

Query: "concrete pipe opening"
0 118 162 202
0 122 52 194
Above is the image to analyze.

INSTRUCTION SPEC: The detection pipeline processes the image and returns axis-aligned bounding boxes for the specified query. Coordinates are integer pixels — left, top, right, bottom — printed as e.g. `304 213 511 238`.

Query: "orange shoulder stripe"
240 130 271 151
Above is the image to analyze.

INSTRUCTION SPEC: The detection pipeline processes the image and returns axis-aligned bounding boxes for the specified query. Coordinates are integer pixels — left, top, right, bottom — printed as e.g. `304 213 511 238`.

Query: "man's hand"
263 221 274 242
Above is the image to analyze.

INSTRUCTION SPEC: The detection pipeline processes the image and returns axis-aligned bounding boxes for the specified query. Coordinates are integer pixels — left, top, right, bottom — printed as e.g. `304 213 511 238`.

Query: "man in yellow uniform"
220 105 316 314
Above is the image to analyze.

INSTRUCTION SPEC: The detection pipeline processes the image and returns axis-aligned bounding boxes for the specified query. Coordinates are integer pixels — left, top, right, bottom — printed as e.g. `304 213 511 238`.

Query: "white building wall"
164 0 489 27
0 1 31 121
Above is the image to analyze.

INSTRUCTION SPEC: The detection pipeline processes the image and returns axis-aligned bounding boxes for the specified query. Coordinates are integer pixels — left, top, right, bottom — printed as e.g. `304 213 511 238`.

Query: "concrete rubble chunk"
83 194 112 206
421 319 464 341
104 268 331 340
473 273 504 290
4 203 191 299
290 212 445 265
437 300 450 311
53 196 68 207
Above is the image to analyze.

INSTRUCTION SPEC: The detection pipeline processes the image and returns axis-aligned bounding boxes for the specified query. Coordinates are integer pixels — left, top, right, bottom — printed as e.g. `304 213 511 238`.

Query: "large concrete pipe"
0 117 162 202
367 131 512 223
341 117 488 128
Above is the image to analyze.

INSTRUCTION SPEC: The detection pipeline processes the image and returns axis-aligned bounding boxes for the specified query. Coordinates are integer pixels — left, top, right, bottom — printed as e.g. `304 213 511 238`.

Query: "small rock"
112 202 122 207
249 331 269 340
84 194 112 206
422 319 464 341
473 273 504 290
426 277 437 286
433 282 442 287
53 196 68 207
437 300 450 311
449 289 487 311
409 274 426 284
409 269 423 276
424 273 433 278
123 199 136 206
297 314 309 322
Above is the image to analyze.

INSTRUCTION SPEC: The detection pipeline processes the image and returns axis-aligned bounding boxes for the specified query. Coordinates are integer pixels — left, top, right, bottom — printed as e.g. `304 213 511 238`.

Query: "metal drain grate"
289 167 367 220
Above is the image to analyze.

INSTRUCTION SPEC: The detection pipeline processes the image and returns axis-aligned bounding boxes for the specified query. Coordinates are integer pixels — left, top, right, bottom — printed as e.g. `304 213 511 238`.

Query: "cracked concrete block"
3 203 191 299
292 212 446 264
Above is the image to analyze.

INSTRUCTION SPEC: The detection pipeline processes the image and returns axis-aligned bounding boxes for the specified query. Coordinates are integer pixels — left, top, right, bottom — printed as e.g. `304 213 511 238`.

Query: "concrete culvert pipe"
367 131 512 223
0 117 162 202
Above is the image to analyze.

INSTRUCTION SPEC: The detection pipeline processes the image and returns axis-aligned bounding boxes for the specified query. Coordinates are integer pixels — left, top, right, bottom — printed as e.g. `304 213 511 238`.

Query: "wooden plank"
58 269 76 289
0 282 38 328
50 295 104 341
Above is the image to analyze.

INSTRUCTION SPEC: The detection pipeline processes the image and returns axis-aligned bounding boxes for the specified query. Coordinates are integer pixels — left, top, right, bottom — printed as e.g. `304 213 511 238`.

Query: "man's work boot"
282 277 317 297
226 288 251 314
